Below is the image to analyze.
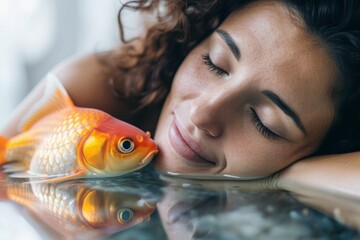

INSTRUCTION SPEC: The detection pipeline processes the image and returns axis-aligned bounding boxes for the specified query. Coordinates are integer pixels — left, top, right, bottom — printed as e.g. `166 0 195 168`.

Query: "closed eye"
250 108 280 140
201 54 229 76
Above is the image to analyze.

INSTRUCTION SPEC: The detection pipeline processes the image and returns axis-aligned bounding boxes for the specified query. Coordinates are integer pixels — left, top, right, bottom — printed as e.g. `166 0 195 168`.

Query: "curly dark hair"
102 0 360 155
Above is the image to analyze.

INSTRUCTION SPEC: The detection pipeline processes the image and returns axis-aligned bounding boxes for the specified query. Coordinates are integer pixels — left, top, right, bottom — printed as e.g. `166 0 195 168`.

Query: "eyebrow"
262 90 307 136
216 29 240 61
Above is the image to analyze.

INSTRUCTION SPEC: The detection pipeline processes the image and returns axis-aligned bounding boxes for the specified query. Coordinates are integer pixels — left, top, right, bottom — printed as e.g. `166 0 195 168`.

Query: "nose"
190 86 237 138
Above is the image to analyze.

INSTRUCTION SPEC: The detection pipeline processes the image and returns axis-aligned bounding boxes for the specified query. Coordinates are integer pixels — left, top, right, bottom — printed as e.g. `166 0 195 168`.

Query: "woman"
1 1 360 191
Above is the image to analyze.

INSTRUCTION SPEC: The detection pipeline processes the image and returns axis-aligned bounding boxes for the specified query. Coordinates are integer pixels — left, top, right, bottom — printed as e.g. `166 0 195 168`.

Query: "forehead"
217 1 338 135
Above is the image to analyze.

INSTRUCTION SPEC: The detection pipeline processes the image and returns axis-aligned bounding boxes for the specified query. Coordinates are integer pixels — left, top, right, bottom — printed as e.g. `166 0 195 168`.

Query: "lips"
168 118 215 166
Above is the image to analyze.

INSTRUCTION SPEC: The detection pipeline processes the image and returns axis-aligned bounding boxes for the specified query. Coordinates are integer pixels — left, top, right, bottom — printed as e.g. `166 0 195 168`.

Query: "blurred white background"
0 0 148 127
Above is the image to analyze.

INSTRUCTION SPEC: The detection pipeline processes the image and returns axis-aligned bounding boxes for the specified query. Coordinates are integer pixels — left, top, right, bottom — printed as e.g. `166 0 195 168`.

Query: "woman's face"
154 1 338 178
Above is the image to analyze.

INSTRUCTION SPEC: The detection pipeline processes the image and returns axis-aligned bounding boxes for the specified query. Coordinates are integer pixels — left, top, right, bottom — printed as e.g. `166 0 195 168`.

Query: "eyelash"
250 108 280 140
201 54 278 140
201 54 229 76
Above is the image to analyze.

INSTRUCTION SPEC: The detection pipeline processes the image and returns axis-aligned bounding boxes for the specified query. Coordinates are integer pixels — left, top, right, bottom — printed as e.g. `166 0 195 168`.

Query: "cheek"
171 49 209 100
223 136 307 177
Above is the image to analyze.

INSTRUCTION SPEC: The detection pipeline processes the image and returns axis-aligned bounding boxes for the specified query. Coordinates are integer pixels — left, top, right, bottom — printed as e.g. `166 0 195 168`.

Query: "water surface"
0 167 358 240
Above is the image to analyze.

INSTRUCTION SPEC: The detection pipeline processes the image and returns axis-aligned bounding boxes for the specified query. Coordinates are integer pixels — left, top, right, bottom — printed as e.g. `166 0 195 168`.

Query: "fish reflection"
1 176 156 239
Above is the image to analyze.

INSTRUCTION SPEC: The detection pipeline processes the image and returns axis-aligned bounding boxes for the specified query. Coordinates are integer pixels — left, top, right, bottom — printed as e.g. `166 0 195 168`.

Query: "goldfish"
0 173 156 239
0 73 158 182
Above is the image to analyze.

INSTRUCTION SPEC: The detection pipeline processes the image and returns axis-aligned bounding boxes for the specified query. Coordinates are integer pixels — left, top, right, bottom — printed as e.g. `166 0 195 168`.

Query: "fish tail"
0 135 8 165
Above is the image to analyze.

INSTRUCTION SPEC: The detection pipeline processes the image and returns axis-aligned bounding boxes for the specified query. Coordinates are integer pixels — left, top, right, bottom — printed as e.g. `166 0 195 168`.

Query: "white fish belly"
29 131 82 176
31 182 79 221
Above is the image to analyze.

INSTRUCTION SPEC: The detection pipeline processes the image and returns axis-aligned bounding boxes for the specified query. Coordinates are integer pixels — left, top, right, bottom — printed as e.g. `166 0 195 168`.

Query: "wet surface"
0 167 359 240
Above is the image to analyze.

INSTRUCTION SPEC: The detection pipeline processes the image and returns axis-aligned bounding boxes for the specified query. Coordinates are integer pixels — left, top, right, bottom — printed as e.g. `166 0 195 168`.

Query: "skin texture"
154 1 338 178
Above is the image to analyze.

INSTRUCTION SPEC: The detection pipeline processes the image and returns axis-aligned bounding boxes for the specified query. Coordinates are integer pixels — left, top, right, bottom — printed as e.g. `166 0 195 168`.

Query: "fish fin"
2 162 27 173
41 170 87 183
18 73 75 132
8 171 41 179
0 136 8 165
13 170 87 184
8 172 61 186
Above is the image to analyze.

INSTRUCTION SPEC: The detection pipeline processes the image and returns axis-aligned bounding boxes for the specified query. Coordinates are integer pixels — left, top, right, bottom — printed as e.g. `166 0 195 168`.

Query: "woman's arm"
276 153 360 230
0 53 130 137
277 152 360 194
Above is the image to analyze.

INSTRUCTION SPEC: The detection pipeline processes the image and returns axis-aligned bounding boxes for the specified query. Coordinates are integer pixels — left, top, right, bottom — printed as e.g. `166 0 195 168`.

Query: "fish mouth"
141 150 159 165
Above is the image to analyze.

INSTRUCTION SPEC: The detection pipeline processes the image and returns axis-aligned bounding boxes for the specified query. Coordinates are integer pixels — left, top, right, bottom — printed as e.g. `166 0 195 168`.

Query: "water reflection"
0 171 158 239
157 176 360 240
292 186 360 232
0 169 359 239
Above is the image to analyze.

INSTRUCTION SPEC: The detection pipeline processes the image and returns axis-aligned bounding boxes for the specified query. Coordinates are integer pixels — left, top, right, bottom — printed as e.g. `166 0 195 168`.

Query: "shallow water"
0 167 359 240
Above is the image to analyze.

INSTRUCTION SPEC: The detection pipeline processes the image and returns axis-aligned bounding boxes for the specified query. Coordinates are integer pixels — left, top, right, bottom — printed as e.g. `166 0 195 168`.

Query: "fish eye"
117 208 134 223
118 138 135 153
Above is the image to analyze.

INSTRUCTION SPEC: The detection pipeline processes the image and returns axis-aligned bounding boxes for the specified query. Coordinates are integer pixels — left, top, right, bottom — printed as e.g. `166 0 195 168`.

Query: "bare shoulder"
52 53 108 84
51 53 130 118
